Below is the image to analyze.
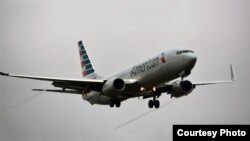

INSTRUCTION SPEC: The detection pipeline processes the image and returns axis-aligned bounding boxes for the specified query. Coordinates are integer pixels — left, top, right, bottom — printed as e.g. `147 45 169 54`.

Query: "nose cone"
186 53 197 69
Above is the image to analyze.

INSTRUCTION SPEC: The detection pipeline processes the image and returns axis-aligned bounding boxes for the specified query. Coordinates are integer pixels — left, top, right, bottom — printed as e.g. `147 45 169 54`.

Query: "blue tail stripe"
79 45 84 51
87 68 95 74
85 64 93 70
82 54 89 60
81 50 87 55
83 59 90 65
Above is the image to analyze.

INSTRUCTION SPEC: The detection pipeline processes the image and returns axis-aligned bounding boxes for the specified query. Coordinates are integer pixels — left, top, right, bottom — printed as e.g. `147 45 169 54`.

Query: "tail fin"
78 41 95 77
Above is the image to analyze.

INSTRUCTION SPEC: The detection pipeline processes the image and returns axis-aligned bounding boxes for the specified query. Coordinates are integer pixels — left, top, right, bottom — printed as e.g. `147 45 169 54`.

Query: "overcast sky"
1 0 250 141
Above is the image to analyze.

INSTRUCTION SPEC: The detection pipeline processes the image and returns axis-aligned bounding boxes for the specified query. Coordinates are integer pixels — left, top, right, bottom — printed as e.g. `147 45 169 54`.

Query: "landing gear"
109 102 115 108
115 101 121 108
154 100 160 108
148 100 154 108
148 97 160 109
109 100 121 108
180 70 191 80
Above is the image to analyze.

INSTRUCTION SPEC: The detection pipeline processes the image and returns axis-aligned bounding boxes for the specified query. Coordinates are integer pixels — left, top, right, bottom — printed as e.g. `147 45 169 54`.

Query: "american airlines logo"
161 52 166 63
131 57 159 77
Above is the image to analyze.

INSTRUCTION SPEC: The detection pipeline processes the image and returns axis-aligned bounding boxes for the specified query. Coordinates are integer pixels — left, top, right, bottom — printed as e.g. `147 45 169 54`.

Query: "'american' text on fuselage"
131 57 159 77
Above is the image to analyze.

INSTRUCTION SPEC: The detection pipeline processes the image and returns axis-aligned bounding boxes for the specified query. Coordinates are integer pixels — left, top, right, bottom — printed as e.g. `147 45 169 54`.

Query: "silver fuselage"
83 49 197 105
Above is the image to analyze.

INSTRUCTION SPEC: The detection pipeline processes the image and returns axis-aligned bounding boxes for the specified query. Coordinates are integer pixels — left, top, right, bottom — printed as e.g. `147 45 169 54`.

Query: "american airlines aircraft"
0 41 236 108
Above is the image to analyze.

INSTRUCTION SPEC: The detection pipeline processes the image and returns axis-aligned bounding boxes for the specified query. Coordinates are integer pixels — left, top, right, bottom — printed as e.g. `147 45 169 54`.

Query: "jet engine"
170 80 194 98
102 77 125 96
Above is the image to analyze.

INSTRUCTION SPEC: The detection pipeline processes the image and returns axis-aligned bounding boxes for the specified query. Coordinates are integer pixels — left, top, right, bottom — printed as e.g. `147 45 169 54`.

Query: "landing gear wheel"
154 100 160 108
148 100 154 108
110 102 114 108
115 101 121 108
148 99 161 109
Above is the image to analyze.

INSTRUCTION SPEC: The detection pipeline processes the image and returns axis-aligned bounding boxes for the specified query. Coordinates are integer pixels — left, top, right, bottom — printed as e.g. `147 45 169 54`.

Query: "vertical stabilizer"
78 41 95 77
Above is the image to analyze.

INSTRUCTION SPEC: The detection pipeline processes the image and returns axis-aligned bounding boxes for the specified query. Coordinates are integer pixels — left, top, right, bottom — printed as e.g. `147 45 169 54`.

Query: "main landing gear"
109 100 121 108
148 96 160 109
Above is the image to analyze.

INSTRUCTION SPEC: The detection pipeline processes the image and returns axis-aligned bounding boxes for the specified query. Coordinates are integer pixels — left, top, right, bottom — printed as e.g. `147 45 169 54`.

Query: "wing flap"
32 89 81 94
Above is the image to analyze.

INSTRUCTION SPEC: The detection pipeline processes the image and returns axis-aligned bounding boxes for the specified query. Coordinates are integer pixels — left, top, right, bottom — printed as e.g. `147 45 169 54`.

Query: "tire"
110 102 114 108
154 100 160 109
148 100 154 108
115 101 121 108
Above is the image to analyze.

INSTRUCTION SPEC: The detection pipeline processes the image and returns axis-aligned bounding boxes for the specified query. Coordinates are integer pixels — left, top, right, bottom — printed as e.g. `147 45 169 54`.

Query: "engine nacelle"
102 77 125 97
171 80 194 98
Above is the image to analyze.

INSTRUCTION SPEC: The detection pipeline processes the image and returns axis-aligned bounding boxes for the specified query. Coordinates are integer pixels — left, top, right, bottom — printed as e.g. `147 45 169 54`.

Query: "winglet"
230 64 236 81
0 71 9 76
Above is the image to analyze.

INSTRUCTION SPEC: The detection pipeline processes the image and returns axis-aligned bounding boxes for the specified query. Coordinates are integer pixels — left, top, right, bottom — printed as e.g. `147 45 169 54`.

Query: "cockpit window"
176 50 194 54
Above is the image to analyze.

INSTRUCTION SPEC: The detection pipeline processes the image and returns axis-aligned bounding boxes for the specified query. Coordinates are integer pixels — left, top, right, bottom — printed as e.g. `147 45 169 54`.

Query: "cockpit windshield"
176 50 194 55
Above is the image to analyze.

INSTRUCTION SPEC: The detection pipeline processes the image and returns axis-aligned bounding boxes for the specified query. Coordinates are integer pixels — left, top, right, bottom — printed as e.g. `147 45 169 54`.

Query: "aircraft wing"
142 64 236 99
0 71 105 92
0 71 138 93
193 64 236 86
193 80 233 86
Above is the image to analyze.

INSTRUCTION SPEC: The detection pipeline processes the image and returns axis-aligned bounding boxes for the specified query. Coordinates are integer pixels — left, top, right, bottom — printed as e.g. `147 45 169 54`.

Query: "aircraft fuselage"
83 49 197 105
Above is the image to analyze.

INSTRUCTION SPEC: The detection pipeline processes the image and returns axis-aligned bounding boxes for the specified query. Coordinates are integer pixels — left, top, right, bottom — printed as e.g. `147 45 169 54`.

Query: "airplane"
0 41 236 108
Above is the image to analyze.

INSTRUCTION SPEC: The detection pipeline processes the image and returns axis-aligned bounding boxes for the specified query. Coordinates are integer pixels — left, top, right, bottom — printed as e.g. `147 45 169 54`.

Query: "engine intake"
113 78 125 90
102 77 125 97
171 80 194 98
180 80 193 92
